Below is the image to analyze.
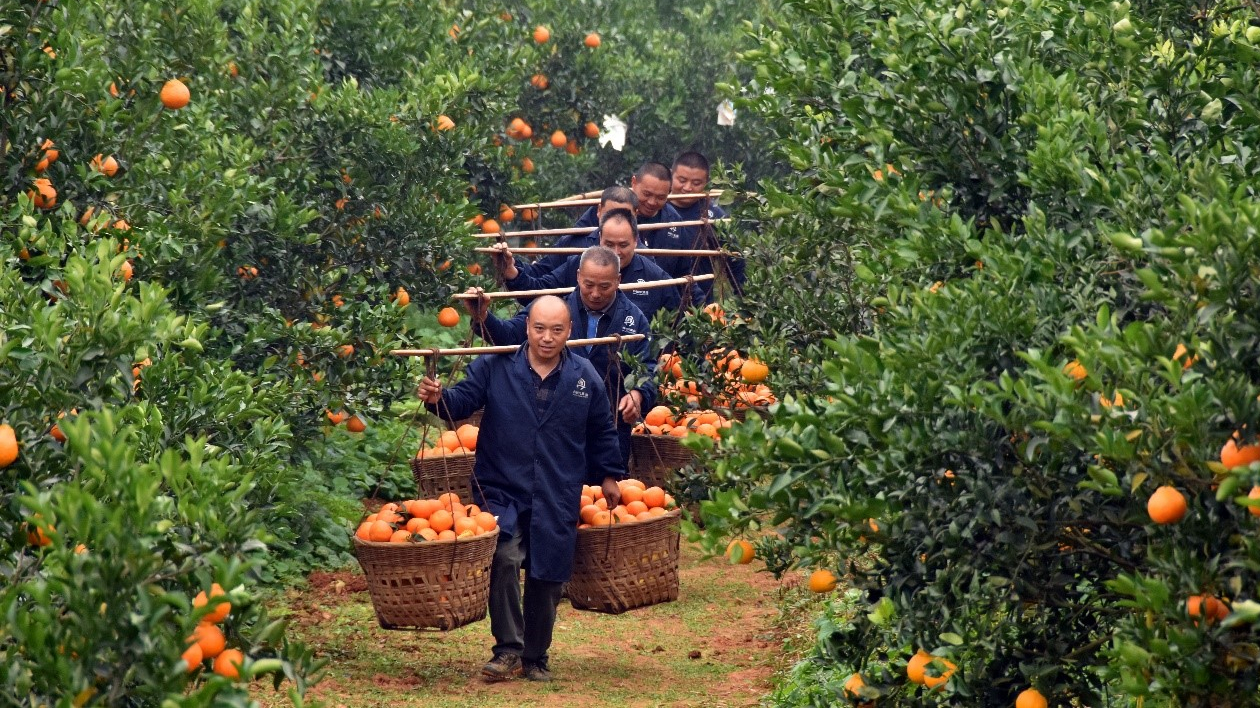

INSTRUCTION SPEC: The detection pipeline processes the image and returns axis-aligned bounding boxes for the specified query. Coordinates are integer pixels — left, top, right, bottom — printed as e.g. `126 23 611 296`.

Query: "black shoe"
481 652 523 682
523 660 552 682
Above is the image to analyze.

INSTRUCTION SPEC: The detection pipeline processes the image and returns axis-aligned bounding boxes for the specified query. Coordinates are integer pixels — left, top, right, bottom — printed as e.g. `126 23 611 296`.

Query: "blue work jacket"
517 228 600 279
575 203 680 247
426 346 624 583
472 291 657 463
505 253 700 322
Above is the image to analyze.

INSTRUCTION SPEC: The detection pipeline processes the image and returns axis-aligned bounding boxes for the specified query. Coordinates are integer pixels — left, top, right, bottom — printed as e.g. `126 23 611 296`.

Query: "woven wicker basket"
353 531 498 630
445 409 484 431
566 509 682 614
628 434 693 488
410 451 475 501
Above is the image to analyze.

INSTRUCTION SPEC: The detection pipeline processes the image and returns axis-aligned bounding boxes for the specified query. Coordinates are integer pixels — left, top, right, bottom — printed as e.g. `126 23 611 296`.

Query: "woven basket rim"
576 507 681 537
413 449 475 459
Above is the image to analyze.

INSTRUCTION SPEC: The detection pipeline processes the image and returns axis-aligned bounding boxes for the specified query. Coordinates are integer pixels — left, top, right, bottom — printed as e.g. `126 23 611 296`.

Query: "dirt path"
257 542 792 708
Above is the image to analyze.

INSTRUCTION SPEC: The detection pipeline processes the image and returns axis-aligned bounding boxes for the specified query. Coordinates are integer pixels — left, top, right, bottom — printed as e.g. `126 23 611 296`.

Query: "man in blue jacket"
491 209 703 322
574 162 688 275
416 295 623 684
669 151 745 302
466 246 657 464
518 185 638 279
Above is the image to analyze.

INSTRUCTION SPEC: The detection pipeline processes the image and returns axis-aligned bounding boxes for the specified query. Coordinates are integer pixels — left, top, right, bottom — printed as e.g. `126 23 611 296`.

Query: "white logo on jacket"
572 378 589 398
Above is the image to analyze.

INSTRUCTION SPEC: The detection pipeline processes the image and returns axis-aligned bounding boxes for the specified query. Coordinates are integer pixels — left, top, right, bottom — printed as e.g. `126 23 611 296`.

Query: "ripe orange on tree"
1016 688 1048 708
550 130 567 148
906 650 933 684
346 415 366 433
808 569 837 593
160 78 190 109
520 157 535 173
499 206 515 223
191 622 226 659
741 358 769 384
584 121 600 139
28 178 57 209
1221 432 1260 469
90 154 120 177
435 114 456 131
530 74 549 90
1187 594 1229 624
213 648 245 679
1248 486 1260 517
326 409 348 425
1063 359 1087 381
481 218 501 234
533 25 550 43
0 424 18 468
392 286 410 307
584 32 601 48
565 139 581 155
467 263 483 275
726 539 754 564
1147 485 1187 524
193 583 231 623
181 643 204 673
438 307 460 327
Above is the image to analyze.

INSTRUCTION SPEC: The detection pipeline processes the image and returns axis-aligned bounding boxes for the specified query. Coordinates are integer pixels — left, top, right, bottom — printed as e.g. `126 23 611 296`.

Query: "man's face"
630 174 671 218
596 199 635 218
526 300 571 364
599 220 637 269
670 165 709 207
577 262 621 313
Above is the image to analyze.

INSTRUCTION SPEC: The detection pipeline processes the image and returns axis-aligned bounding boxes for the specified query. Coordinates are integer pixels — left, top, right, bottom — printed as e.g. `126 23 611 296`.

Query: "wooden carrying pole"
450 274 714 300
391 333 646 358
476 217 731 239
512 191 724 210
474 247 732 257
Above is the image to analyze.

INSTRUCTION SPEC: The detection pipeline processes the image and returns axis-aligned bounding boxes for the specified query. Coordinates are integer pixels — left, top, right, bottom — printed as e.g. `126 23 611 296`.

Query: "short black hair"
633 162 671 184
600 185 638 209
672 151 711 174
599 207 640 243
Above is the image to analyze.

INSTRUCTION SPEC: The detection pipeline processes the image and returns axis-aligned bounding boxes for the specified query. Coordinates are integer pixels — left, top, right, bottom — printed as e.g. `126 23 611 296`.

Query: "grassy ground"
254 541 808 708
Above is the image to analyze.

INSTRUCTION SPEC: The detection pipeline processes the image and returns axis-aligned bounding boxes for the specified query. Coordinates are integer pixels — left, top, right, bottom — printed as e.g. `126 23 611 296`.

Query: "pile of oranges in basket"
577 478 676 528
354 493 497 543
632 406 730 439
416 424 478 459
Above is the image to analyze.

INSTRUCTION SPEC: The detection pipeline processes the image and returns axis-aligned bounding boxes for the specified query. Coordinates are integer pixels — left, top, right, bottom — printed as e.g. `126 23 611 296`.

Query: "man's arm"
583 370 625 504
417 356 491 423
504 256 575 293
473 308 529 346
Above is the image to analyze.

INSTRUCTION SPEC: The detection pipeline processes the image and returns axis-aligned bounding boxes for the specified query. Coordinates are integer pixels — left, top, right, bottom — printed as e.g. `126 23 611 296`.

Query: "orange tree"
697 0 1260 705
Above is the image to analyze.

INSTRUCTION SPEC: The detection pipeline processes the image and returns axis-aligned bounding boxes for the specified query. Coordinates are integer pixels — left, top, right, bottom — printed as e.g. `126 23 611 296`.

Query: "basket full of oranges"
352 494 499 630
567 479 682 614
629 406 731 487
411 424 479 500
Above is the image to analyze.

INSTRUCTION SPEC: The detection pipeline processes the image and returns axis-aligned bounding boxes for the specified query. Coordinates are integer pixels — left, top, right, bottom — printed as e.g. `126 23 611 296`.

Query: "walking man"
416 296 624 682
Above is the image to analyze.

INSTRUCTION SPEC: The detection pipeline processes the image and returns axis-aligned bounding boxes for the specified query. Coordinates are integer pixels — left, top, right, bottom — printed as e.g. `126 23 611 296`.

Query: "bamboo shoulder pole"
474 246 732 257
512 190 725 210
450 274 715 300
477 217 731 239
391 333 647 357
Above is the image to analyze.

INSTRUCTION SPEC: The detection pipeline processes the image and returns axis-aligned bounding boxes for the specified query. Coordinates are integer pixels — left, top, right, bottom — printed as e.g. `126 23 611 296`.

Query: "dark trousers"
488 519 565 665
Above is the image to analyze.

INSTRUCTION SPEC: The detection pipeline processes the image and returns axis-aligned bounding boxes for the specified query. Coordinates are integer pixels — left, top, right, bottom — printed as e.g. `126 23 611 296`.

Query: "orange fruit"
580 504 601 524
393 287 410 307
1248 486 1260 517
530 74 549 90
591 510 613 526
337 344 354 359
1015 688 1048 708
584 122 600 138
160 79 190 109
906 650 932 684
467 263 483 276
725 539 754 564
1221 434 1260 469
648 507 667 517
1063 359 1087 381
437 529 457 541
533 25 550 43
367 520 393 542
438 307 461 328
584 32 601 48
475 511 497 531
191 622 226 659
28 178 57 209
808 569 837 593
550 130 567 148
181 642 204 672
389 529 411 543
418 528 438 541
405 517 430 533
1173 343 1198 369
355 521 373 540
26 518 52 547
429 509 454 533
1147 485 1187 524
520 157 535 173
454 516 478 535
438 491 461 508
740 359 769 384
456 424 479 451
118 260 134 282
213 648 245 679
435 115 455 131
90 154 120 177
626 500 649 516
923 657 956 690
499 206 515 223
644 405 673 427
193 583 231 623
642 487 666 508
620 485 644 505
345 415 366 433
1187 594 1229 624
439 430 463 452
843 673 865 698
326 409 348 425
